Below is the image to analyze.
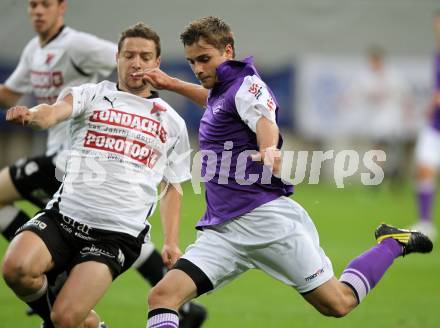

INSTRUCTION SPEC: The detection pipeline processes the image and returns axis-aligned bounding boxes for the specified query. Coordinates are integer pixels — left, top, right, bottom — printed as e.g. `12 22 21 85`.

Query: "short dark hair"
180 16 235 57
118 22 161 57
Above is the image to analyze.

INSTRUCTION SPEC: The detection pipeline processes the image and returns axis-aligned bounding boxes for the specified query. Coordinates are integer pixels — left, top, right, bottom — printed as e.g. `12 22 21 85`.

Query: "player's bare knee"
319 298 353 318
2 255 30 289
327 304 351 318
51 307 84 328
148 284 182 309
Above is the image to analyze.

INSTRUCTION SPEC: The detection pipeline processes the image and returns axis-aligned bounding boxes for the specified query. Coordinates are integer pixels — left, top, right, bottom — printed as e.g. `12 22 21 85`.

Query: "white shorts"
181 196 334 294
415 126 440 168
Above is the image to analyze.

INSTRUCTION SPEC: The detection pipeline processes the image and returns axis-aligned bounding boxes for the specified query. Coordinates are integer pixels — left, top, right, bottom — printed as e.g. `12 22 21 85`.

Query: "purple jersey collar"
215 56 258 84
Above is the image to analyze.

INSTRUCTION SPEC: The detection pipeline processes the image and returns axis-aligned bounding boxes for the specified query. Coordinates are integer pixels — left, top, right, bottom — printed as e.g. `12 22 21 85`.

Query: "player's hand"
137 68 174 90
250 146 281 176
161 243 182 269
5 106 31 125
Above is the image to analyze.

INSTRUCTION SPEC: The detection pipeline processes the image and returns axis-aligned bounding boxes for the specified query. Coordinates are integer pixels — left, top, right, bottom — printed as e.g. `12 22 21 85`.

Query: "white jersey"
349 66 410 139
47 81 192 237
5 26 117 156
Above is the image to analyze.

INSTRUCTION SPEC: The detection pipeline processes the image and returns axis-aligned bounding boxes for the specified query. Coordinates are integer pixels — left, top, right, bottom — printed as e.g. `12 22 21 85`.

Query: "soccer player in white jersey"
2 22 193 328
136 17 433 327
0 2 207 326
411 10 440 240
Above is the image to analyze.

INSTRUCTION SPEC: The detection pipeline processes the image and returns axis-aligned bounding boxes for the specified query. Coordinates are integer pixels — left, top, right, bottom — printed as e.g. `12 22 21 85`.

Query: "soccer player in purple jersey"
412 10 440 240
141 17 433 327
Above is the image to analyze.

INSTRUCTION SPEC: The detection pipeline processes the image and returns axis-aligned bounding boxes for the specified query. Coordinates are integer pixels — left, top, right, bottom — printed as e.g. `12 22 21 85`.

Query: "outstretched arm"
6 94 73 129
159 181 183 268
140 68 209 108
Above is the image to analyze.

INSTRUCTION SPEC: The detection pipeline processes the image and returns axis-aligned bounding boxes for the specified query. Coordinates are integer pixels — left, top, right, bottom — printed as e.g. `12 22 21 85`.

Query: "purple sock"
340 238 402 302
147 308 179 328
417 189 435 222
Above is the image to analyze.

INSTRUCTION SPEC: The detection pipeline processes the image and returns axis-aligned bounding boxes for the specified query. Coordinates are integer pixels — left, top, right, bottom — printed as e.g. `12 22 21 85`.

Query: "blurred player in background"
140 16 433 327
343 46 412 187
0 1 206 326
412 10 440 240
3 22 192 328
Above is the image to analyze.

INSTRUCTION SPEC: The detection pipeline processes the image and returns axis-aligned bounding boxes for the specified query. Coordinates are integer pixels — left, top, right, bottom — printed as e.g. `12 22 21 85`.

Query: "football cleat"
179 302 207 328
375 223 433 256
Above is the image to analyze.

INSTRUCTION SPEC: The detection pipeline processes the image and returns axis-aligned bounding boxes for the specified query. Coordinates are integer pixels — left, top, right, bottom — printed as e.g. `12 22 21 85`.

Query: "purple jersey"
431 52 440 131
196 57 293 228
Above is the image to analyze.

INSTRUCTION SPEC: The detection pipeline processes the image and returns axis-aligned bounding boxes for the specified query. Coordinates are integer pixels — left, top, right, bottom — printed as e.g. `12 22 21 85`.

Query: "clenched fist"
6 106 31 125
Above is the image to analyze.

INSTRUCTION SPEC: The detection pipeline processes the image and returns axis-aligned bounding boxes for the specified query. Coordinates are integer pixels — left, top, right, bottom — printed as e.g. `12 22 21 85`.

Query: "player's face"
184 38 234 89
117 37 160 93
369 54 383 72
28 0 65 36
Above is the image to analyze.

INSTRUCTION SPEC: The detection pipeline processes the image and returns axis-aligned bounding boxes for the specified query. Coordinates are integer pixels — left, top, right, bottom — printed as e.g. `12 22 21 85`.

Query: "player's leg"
133 242 208 327
147 227 250 327
238 196 354 317
412 126 440 240
0 165 31 240
245 197 432 317
147 269 199 327
133 241 166 286
1 228 56 325
50 223 144 327
50 261 113 328
0 155 61 241
305 223 433 316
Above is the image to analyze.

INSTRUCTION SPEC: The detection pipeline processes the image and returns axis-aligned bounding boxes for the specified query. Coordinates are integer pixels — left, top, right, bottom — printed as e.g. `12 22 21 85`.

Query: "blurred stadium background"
1 0 439 327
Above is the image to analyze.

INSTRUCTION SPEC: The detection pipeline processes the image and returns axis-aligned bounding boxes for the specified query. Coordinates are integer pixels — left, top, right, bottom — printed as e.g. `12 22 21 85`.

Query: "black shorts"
16 210 144 279
9 155 62 208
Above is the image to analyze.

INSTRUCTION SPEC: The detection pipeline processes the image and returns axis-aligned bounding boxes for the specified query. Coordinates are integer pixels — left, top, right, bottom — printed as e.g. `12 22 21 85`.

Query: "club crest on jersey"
45 53 55 65
211 97 224 114
150 102 167 114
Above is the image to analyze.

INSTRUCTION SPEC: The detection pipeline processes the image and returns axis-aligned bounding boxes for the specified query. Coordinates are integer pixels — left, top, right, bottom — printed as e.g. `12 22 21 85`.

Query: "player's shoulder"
89 80 116 94
154 97 187 130
63 26 111 47
64 26 95 40
73 80 112 95
240 74 267 89
235 74 269 99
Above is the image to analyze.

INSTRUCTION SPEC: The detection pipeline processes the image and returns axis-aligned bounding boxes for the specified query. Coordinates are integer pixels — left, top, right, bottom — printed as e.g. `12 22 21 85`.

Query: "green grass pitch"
1 182 439 327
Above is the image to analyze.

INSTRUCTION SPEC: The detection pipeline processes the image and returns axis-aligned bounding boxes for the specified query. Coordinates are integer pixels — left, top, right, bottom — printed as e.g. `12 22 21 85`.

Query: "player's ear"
59 0 67 17
156 56 161 68
224 44 234 59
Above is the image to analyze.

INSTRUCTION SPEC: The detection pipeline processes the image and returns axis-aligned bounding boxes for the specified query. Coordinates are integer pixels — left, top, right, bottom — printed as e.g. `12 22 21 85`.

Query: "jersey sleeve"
234 75 277 133
4 42 33 94
69 32 117 78
57 83 95 118
163 121 192 184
